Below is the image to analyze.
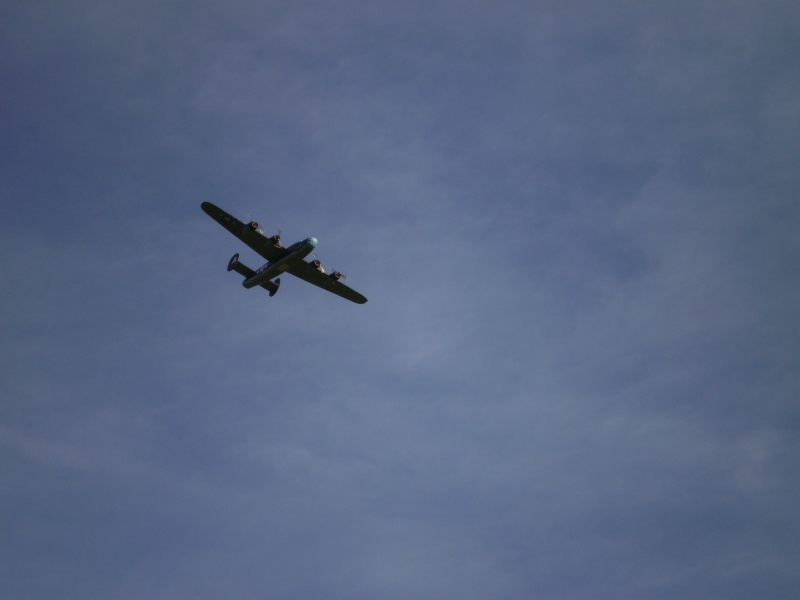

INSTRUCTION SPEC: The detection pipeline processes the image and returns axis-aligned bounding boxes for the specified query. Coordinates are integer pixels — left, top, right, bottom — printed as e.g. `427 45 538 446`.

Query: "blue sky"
2 2 799 598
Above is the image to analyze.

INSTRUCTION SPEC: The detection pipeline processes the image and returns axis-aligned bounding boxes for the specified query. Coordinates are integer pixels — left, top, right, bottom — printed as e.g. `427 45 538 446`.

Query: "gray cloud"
1 1 799 598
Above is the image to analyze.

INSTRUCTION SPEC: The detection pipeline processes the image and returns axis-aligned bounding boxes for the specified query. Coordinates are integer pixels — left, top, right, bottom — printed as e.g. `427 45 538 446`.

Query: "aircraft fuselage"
242 237 318 289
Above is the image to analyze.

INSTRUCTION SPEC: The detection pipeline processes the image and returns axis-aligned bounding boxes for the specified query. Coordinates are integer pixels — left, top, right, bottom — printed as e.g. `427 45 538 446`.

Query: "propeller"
330 270 348 282
310 253 325 273
246 214 264 234
310 253 347 282
246 215 283 242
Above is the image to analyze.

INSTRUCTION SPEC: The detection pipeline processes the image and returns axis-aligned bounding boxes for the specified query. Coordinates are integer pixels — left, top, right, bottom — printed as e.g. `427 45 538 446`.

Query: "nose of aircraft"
307 237 318 248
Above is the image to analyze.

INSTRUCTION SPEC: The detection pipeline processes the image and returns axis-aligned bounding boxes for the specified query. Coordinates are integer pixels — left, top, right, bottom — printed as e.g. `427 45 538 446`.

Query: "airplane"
201 202 367 304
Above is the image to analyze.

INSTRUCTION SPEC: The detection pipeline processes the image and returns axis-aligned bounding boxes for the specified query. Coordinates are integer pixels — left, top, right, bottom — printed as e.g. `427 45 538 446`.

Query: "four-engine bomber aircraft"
201 202 367 304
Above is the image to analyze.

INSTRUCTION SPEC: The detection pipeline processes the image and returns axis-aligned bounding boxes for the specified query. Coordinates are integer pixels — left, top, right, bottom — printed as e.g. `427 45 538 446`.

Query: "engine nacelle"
248 221 259 231
311 259 324 271
329 271 342 281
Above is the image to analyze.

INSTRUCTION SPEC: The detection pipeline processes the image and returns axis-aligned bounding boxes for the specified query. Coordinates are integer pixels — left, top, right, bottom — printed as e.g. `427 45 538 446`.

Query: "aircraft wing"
201 201 285 262
288 261 368 304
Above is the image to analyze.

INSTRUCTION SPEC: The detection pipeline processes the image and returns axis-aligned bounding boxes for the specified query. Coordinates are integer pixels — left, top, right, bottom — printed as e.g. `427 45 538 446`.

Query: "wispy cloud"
1 2 799 598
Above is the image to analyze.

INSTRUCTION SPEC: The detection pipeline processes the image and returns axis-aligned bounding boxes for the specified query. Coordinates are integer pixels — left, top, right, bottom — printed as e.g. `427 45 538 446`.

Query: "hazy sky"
2 2 799 598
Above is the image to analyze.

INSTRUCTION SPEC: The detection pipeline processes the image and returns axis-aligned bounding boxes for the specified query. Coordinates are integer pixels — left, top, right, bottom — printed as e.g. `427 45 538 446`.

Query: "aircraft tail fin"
263 278 280 296
227 254 280 297
227 253 255 278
